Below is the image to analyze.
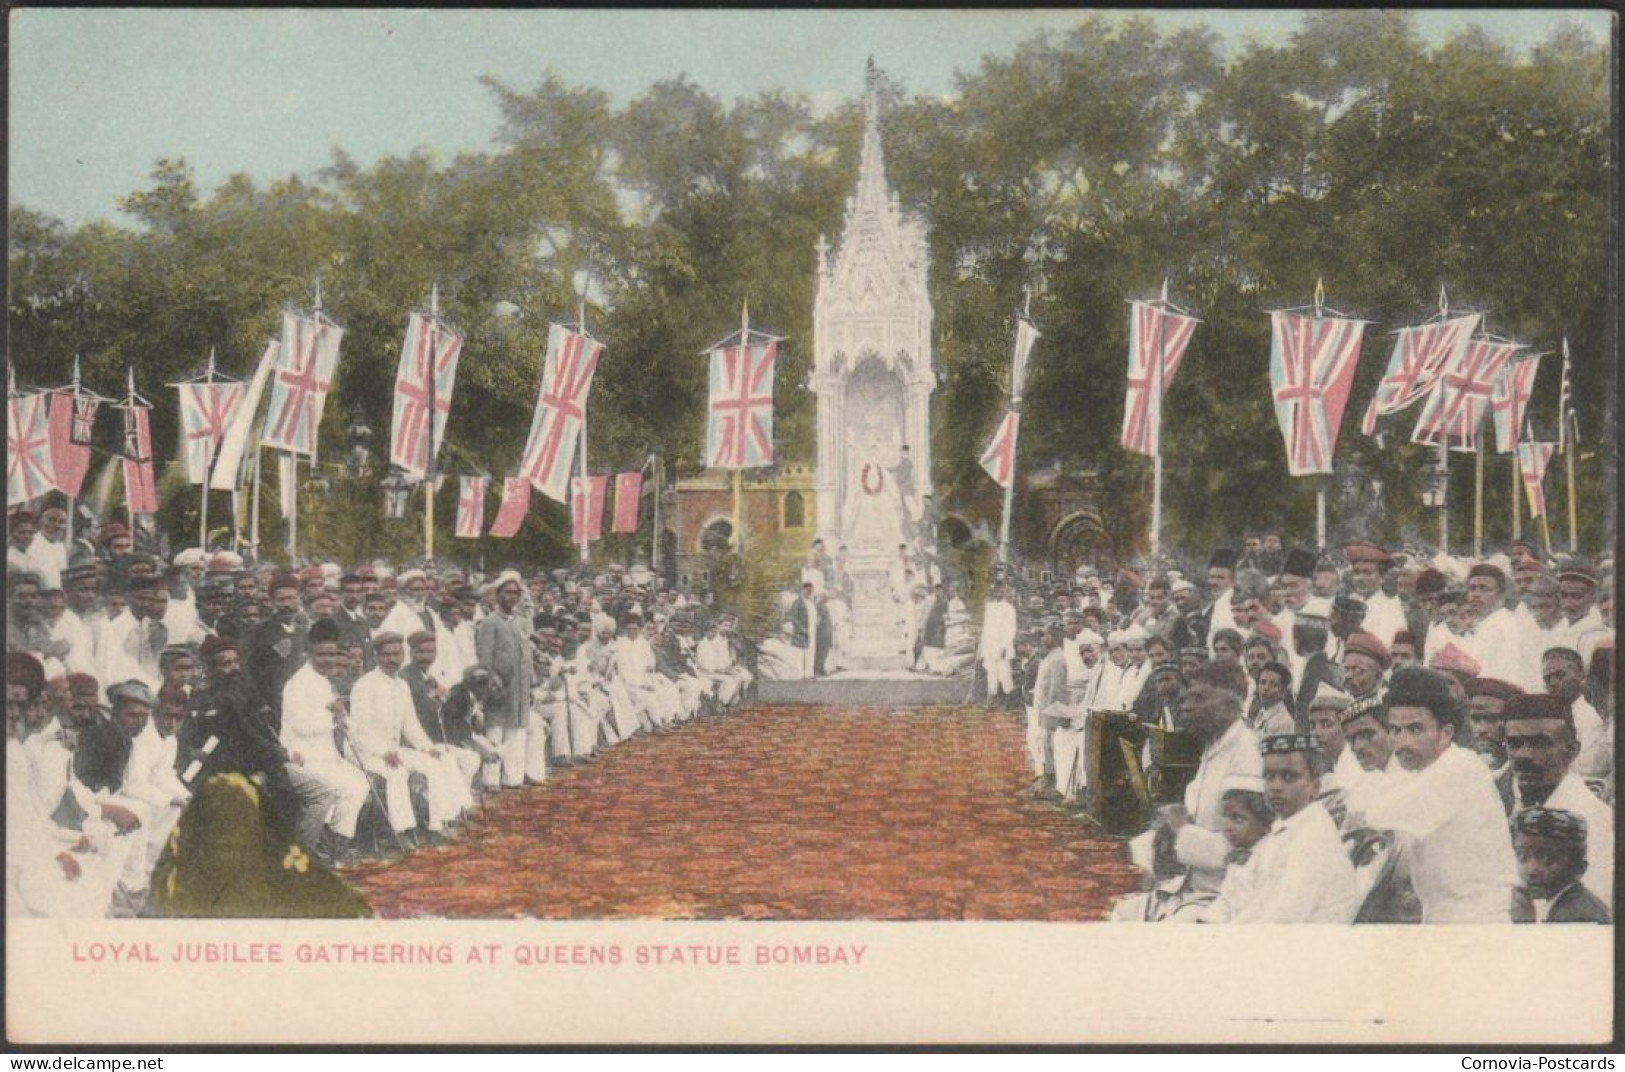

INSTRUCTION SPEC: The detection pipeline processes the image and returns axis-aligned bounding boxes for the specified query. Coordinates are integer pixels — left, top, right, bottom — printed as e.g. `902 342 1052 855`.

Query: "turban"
1343 631 1391 668
1344 541 1394 568
107 680 156 709
1260 733 1322 756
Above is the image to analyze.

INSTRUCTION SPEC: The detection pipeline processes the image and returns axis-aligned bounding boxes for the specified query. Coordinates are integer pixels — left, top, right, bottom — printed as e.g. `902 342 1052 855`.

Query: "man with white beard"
1049 627 1107 804
577 614 640 743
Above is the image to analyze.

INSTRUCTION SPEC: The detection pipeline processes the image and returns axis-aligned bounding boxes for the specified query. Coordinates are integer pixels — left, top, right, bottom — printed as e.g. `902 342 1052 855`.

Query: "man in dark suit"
1511 807 1611 923
788 581 828 677
243 573 308 731
1292 601 1344 715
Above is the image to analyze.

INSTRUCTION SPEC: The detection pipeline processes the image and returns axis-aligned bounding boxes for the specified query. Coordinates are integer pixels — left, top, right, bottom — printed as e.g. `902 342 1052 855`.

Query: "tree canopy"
8 12 1613 563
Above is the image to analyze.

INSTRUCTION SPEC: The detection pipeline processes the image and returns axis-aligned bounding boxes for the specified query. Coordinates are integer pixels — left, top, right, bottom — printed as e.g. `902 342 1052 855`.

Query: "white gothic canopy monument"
813 62 935 555
811 61 937 668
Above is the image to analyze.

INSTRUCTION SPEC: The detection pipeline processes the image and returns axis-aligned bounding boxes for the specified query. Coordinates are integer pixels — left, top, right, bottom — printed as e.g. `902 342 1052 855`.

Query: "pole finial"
1313 277 1325 318
1438 283 1449 317
1021 285 1032 319
1160 277 1170 305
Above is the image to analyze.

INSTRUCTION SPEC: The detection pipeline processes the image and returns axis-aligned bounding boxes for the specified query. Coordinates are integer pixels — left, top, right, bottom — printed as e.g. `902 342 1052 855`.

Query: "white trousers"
983 657 1014 697
299 759 370 839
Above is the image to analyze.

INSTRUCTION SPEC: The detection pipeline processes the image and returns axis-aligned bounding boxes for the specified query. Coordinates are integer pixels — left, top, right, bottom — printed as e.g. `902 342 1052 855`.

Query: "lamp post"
383 469 412 522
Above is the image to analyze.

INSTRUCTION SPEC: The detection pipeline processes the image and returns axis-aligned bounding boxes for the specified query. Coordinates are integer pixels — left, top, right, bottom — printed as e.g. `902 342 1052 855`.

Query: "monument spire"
856 57 888 218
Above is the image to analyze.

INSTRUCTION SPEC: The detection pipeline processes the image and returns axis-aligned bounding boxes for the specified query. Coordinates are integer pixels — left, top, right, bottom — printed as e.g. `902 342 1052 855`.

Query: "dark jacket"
1538 882 1612 924
244 619 308 730
182 677 288 779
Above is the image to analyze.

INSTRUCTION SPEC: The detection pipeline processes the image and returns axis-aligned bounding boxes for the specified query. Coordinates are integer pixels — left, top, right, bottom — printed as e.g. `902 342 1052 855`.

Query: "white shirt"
1517 617 1566 694
1512 771 1613 906
25 533 66 591
1463 606 1522 683
1360 590 1408 649
279 662 347 766
95 609 163 702
1219 801 1359 923
979 600 1017 664
1173 719 1264 891
50 608 97 678
349 667 434 761
122 723 188 813
1360 745 1518 922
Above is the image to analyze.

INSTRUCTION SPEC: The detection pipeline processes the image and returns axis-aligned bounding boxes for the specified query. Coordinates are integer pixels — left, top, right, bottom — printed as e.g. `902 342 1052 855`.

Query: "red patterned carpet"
345 706 1140 920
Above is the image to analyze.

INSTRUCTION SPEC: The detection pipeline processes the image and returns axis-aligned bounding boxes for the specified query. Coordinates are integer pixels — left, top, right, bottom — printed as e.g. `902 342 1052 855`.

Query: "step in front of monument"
756 673 975 708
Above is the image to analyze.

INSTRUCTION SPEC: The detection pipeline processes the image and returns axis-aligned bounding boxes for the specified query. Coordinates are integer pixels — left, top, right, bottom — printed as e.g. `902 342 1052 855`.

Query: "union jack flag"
46 390 93 498
1517 440 1557 519
7 392 56 506
978 410 1020 489
177 381 246 484
1410 337 1520 451
390 312 463 478
1359 313 1478 437
1490 354 1541 455
455 475 487 539
261 312 343 456
706 335 777 469
489 476 531 538
121 405 158 514
570 475 609 544
1268 311 1367 476
1120 300 1198 457
519 324 603 503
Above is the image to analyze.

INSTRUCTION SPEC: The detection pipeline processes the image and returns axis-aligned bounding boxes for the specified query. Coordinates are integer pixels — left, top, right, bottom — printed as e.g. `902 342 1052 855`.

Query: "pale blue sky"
10 8 1614 226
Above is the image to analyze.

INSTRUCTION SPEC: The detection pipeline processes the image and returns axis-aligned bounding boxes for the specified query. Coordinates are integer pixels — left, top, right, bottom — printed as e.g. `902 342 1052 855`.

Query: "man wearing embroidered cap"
1351 667 1517 922
1555 565 1604 652
1510 808 1611 923
1304 683 1362 797
1498 692 1611 905
1209 733 1358 923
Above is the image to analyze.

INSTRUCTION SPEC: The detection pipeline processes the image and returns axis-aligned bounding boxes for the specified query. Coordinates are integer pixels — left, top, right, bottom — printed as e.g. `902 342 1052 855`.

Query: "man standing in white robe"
979 581 1018 704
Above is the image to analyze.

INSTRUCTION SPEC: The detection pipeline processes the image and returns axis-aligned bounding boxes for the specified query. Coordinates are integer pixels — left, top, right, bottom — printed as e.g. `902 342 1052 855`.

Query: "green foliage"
8 13 1613 567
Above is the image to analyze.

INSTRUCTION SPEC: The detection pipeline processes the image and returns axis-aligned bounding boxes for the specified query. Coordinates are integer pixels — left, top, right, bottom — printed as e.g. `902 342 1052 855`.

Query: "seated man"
1511 807 1611 924
1203 734 1357 923
119 681 193 876
438 666 504 785
349 632 474 842
277 620 372 855
400 631 483 786
695 618 746 709
1347 667 1518 923
1114 666 1262 921
1497 692 1612 906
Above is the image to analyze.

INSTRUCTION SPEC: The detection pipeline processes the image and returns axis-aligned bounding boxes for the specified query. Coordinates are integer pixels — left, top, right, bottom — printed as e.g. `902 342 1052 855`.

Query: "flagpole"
1316 482 1327 551
250 447 263 563
199 348 216 551
1510 453 1522 541
66 356 81 547
998 291 1032 566
578 300 592 565
424 284 440 564
1473 441 1484 558
1438 440 1449 553
287 451 298 564
731 302 748 555
650 453 662 573
124 367 137 534
1150 280 1168 562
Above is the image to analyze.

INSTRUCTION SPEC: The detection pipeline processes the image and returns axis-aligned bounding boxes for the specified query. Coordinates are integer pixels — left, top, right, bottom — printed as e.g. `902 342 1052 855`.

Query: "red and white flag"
706 336 777 469
1268 311 1367 476
7 392 57 506
1490 354 1541 454
1517 440 1557 519
262 312 343 456
46 390 93 498
390 312 463 478
277 453 298 520
979 410 1020 489
1120 299 1198 457
489 477 531 539
1360 313 1478 437
519 324 603 502
612 471 643 534
570 475 609 544
209 340 277 491
1411 337 1520 451
455 475 487 539
121 405 159 514
177 381 246 484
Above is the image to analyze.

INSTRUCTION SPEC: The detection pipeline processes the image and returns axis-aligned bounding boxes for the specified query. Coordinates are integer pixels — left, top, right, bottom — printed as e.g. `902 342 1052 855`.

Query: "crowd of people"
985 536 1614 924
5 495 756 918
757 538 976 680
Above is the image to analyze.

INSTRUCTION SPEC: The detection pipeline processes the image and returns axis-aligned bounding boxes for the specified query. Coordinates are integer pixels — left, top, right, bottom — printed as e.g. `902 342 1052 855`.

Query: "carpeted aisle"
346 706 1141 920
